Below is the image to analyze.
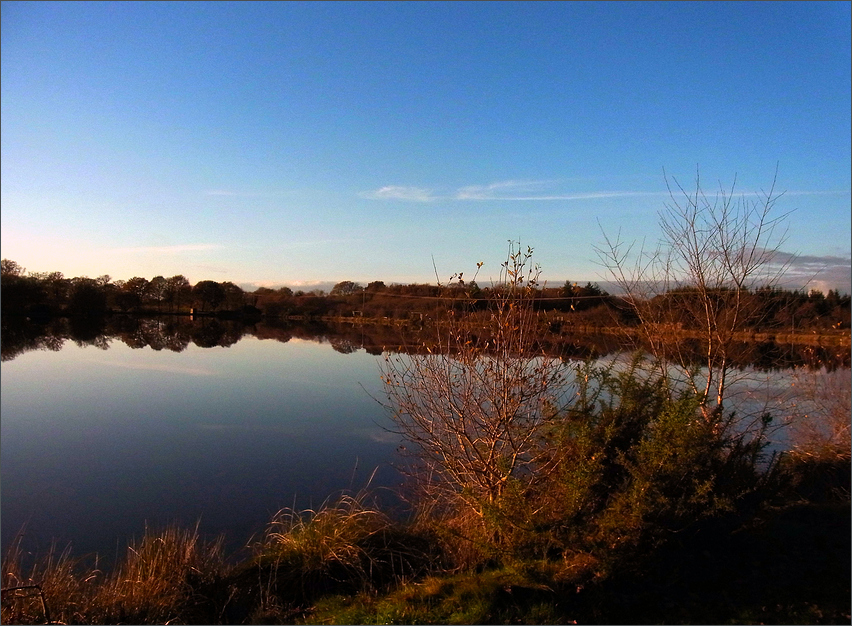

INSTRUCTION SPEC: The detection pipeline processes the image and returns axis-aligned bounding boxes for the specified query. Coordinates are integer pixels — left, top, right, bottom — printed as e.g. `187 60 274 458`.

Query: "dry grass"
261 494 391 576
253 491 401 597
2 524 225 625
230 488 441 622
771 363 851 505
2 493 437 624
92 524 226 624
2 533 97 624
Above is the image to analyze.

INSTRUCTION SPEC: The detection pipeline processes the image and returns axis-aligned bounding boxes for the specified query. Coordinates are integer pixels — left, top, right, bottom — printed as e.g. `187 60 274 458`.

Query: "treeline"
0 259 617 322
252 279 620 325
639 284 852 333
0 259 248 319
1 259 849 332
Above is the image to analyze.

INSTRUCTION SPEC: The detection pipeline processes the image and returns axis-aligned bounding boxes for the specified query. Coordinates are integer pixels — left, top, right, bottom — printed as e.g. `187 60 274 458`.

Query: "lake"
2 317 848 563
1 325 404 562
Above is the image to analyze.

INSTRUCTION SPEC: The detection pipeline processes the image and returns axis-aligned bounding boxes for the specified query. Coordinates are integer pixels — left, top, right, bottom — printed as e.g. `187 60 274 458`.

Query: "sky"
2 1 850 293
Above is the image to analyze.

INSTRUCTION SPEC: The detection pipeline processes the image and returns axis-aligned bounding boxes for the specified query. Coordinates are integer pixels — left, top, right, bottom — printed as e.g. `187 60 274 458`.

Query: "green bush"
456 355 780 570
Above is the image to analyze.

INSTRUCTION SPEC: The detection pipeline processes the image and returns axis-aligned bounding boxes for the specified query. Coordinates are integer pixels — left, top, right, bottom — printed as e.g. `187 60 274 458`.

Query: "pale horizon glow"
2 2 849 292
109 244 223 255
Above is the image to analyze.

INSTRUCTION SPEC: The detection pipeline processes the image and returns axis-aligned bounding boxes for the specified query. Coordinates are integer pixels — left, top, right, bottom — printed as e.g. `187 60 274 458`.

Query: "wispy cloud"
276 238 362 249
111 244 222 254
359 186 436 201
780 190 851 197
362 179 852 203
455 179 552 199
773 250 851 267
361 179 668 202
192 263 230 275
460 190 666 201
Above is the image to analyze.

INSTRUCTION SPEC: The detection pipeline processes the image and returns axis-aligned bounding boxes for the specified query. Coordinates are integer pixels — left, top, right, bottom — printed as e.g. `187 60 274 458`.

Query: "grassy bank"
2 454 848 625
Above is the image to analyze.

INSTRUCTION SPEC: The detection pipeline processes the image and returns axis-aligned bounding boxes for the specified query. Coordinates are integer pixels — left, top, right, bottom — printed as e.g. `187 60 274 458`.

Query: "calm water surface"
1 336 400 560
3 324 847 562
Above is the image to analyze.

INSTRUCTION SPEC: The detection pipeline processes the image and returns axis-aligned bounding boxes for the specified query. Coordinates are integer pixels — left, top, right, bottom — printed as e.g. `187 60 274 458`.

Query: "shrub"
475 355 779 569
382 245 782 573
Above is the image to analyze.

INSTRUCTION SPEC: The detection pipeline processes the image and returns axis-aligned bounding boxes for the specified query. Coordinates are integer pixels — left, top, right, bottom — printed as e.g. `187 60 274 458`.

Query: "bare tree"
380 243 572 531
597 166 793 420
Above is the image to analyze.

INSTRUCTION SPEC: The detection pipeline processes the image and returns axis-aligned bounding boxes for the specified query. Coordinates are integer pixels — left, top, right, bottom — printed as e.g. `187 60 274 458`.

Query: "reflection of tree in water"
329 336 358 354
69 316 111 350
0 315 848 371
161 320 191 353
189 319 242 348
628 336 850 372
1 317 68 361
250 318 294 344
117 317 162 350
109 316 191 353
715 340 848 371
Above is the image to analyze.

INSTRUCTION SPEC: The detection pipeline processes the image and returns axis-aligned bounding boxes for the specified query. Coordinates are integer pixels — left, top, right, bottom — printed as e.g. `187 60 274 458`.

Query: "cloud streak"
361 179 669 202
276 238 362 249
779 190 851 197
463 191 666 201
359 186 435 202
362 180 852 203
772 251 851 267
203 189 294 198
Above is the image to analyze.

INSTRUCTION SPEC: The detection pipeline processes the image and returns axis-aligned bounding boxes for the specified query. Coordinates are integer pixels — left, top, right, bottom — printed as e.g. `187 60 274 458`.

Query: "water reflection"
1 333 402 563
1 315 848 564
3 314 848 370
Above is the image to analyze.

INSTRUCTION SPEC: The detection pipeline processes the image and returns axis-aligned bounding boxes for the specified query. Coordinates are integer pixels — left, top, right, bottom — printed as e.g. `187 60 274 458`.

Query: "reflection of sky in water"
1 338 401 560
3 337 848 561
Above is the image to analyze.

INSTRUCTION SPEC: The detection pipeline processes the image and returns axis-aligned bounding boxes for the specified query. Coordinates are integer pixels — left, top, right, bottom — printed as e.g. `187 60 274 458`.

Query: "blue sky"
2 1 850 292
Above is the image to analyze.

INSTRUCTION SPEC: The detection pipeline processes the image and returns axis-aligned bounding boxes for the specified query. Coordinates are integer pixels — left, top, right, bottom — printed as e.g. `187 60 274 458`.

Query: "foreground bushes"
382 353 783 574
2 349 848 623
1 455 848 624
3 463 847 624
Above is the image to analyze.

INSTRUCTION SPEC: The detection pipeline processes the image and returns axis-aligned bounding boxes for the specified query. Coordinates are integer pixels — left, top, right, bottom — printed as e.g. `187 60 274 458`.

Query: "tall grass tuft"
91 523 226 624
788 365 851 462
1 533 99 625
2 524 226 625
242 487 439 619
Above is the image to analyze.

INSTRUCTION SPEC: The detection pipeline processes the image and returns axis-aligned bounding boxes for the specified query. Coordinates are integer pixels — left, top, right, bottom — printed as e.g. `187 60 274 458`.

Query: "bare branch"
598 168 794 418
380 243 573 533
